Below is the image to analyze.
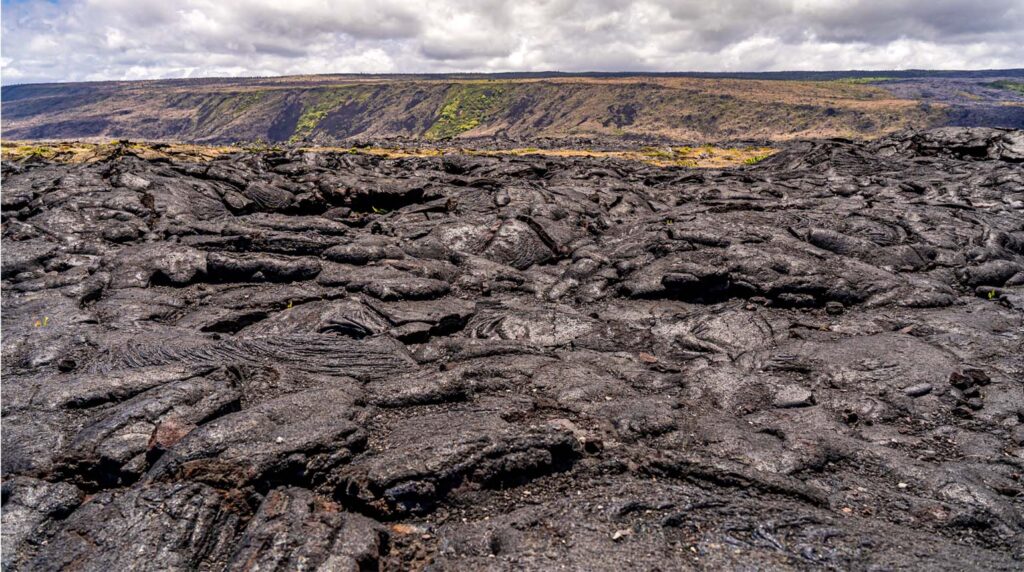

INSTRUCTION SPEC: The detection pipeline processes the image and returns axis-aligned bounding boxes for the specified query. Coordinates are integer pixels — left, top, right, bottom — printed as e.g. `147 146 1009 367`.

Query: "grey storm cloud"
2 0 1022 85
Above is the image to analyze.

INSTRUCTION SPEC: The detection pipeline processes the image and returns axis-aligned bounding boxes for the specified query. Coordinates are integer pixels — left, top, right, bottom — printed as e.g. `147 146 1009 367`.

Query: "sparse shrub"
985 80 1024 95
290 87 367 142
834 76 895 84
640 146 676 160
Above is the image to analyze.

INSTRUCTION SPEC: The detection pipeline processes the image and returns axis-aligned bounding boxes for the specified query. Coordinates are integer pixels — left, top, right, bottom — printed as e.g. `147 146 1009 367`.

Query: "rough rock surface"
2 127 1023 570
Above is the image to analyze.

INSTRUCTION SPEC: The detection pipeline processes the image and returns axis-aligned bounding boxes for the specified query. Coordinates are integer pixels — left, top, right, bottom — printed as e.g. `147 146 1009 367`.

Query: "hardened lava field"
2 128 1024 571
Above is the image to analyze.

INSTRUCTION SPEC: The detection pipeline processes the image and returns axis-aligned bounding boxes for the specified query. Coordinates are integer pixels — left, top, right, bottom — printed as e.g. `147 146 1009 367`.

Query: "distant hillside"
3 71 1023 143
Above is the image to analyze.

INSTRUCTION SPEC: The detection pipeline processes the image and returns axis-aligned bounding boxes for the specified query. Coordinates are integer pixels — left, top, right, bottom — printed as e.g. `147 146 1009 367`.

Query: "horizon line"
4 68 1024 89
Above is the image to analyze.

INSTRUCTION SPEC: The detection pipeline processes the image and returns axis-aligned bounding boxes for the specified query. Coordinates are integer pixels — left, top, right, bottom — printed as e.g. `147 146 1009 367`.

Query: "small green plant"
744 154 771 165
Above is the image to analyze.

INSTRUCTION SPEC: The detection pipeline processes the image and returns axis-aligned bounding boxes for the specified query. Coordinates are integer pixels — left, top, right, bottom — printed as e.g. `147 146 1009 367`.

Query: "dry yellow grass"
2 141 775 169
1 140 236 163
466 145 776 168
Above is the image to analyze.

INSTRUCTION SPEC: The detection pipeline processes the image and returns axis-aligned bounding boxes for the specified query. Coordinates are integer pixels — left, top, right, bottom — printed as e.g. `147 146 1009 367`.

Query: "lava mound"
2 128 1023 570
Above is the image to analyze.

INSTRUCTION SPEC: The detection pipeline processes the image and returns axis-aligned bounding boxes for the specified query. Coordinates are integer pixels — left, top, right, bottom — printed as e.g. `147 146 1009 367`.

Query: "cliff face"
0 74 950 143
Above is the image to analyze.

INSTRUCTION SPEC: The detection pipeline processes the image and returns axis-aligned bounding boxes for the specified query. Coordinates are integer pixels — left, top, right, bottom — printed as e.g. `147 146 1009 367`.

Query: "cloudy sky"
2 0 1022 85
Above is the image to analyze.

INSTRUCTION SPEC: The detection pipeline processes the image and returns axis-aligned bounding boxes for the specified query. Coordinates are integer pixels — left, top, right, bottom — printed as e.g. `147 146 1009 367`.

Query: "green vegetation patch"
230 91 268 112
195 91 269 127
425 84 509 140
639 146 677 160
291 87 370 142
985 80 1024 95
8 144 55 159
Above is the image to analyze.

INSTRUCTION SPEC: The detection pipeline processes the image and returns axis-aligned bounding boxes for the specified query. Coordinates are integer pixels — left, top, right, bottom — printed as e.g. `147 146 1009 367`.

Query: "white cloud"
1 0 1021 85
